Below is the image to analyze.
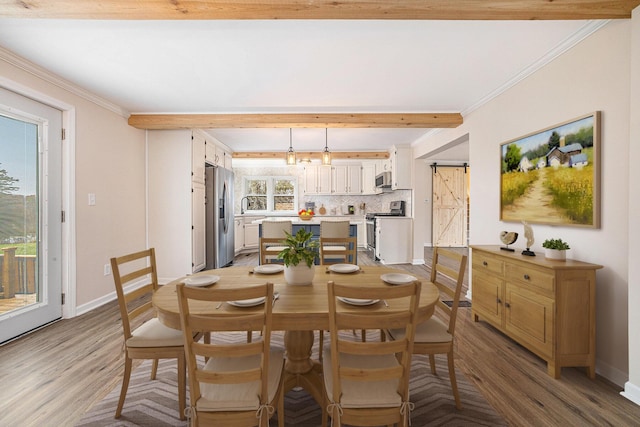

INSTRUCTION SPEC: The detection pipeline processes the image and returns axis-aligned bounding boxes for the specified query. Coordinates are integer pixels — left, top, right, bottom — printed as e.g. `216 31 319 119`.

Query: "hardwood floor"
1 248 639 426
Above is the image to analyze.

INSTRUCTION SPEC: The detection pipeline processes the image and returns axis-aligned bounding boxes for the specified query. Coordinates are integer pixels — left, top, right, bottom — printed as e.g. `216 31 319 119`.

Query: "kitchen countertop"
251 216 363 225
236 213 364 218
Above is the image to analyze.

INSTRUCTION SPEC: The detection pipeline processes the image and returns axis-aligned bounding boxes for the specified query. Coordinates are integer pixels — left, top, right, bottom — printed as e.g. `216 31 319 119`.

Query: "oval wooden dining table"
153 265 439 413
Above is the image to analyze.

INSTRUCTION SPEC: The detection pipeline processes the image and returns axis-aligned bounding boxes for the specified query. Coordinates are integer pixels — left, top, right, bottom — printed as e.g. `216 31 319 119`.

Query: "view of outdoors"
245 177 295 212
0 114 39 315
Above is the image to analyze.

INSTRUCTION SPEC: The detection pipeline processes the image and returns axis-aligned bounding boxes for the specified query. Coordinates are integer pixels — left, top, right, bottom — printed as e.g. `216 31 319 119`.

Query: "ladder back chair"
176 282 285 427
386 247 468 409
324 280 421 427
319 221 351 264
319 236 357 265
259 220 292 265
111 248 187 420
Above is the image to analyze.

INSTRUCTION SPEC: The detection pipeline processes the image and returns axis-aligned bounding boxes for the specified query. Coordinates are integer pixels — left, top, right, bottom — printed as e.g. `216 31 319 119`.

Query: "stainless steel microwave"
375 171 392 188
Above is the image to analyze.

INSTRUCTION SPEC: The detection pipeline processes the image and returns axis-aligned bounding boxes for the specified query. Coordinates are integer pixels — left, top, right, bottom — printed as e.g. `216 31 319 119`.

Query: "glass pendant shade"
321 128 332 165
286 128 296 165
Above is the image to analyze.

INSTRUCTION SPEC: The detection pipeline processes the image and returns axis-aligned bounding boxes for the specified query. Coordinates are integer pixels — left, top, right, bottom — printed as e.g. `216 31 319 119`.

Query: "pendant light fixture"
321 128 332 165
286 128 296 165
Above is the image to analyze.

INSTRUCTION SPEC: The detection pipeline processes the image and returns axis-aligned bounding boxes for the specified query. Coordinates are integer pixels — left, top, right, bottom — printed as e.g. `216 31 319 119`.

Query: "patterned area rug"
76 331 506 426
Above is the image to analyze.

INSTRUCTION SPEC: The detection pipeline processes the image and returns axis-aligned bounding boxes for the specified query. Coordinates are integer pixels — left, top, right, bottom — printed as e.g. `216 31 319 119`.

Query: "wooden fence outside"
0 247 36 299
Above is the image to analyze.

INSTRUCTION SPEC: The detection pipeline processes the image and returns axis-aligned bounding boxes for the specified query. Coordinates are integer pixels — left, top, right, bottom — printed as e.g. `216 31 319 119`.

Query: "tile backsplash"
303 191 412 216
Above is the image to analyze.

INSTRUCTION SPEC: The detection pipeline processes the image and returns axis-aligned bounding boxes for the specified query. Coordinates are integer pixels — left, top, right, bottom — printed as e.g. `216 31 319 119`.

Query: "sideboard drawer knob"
524 274 530 280
483 261 488 266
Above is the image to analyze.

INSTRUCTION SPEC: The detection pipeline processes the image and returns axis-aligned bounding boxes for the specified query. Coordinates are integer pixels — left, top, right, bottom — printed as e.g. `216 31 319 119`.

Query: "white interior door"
0 87 62 343
432 166 468 247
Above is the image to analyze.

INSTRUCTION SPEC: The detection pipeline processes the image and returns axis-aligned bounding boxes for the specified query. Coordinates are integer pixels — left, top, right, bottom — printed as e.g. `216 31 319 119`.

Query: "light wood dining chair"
111 248 187 420
260 220 292 264
386 247 468 409
324 280 421 427
319 221 351 264
176 282 285 427
319 236 357 265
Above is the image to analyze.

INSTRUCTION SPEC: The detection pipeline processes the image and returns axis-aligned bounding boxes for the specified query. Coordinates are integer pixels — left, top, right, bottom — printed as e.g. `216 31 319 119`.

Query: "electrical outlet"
104 263 111 276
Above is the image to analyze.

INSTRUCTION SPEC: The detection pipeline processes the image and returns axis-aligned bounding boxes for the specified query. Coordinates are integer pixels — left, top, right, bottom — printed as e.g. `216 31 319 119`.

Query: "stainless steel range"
366 201 405 260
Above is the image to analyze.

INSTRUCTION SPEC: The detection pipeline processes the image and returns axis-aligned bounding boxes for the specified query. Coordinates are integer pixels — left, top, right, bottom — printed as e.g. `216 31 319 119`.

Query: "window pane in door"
0 114 39 316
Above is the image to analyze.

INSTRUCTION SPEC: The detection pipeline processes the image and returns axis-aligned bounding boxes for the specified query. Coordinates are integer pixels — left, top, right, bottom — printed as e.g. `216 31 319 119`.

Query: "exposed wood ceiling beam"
128 113 463 130
232 151 390 160
1 0 638 20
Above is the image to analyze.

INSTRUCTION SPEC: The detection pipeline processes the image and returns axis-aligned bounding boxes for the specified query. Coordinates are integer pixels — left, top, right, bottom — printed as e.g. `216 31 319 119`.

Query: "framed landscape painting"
500 111 601 228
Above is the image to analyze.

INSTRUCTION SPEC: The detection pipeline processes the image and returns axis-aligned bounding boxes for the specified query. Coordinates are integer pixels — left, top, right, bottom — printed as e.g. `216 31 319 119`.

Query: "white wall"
623 7 640 405
0 50 147 311
414 20 634 387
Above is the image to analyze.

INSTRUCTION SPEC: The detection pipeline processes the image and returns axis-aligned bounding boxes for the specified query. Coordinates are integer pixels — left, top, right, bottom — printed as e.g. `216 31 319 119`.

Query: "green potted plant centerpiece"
542 238 570 260
279 229 319 285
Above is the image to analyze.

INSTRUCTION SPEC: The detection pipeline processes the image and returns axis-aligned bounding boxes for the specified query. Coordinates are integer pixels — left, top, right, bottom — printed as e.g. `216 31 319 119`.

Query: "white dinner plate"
183 275 220 287
380 273 417 285
328 264 360 274
337 296 380 306
253 264 284 274
227 296 266 307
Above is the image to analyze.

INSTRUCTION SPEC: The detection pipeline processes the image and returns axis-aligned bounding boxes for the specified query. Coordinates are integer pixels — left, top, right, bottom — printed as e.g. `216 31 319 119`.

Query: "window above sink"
241 176 298 215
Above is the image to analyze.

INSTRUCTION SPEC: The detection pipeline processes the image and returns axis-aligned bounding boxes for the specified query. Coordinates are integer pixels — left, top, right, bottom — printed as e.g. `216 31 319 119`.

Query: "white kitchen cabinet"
234 217 244 254
361 161 377 195
148 129 205 280
375 217 412 264
215 145 226 167
192 131 206 184
389 145 412 190
303 165 332 195
192 181 206 271
380 158 392 173
205 137 232 168
244 223 260 249
224 150 233 169
332 164 362 194
234 217 261 253
353 218 366 248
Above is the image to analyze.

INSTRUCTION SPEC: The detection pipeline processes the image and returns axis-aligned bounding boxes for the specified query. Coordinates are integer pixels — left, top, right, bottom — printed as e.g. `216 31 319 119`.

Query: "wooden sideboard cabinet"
470 245 603 379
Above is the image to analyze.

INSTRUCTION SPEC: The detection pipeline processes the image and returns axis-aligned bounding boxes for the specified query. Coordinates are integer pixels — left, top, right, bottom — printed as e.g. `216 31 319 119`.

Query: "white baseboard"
596 358 629 388
412 258 425 265
622 381 640 406
74 279 148 316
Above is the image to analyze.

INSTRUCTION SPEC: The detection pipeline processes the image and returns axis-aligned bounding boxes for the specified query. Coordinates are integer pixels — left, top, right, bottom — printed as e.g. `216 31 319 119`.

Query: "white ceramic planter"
544 248 566 260
284 264 315 285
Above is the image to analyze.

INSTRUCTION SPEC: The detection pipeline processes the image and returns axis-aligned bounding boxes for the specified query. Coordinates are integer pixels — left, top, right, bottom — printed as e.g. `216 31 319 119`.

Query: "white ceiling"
0 19 603 159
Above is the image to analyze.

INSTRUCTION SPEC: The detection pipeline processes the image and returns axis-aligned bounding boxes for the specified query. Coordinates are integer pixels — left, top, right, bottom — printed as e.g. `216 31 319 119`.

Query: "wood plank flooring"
1 248 639 426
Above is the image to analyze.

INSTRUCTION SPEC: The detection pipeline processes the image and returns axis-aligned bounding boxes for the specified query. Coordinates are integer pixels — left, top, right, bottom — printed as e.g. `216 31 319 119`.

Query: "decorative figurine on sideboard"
521 220 536 256
499 231 518 251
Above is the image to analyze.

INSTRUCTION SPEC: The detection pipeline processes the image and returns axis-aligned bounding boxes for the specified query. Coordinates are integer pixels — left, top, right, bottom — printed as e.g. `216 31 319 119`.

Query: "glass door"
0 87 62 344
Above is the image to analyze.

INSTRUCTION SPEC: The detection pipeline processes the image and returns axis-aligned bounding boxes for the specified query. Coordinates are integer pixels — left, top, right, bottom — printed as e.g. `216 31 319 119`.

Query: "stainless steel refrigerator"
205 165 235 269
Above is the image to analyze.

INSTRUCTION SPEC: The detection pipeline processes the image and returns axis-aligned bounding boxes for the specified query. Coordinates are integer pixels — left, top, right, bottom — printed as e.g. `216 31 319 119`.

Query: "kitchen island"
252 217 359 264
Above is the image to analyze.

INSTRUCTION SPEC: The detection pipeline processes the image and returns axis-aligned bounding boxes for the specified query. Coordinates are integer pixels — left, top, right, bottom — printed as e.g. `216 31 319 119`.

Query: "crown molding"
0 46 129 118
461 20 610 117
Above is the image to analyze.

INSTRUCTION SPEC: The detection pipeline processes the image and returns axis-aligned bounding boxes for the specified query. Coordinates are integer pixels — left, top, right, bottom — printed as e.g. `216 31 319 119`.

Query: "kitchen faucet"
240 196 250 214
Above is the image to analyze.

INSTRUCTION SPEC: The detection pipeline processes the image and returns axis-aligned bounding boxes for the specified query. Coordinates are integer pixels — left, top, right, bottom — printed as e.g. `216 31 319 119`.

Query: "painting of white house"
500 112 600 228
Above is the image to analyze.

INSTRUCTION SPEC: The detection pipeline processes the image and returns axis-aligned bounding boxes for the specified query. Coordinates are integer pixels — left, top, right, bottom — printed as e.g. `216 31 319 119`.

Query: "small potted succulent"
278 229 319 285
542 238 570 260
